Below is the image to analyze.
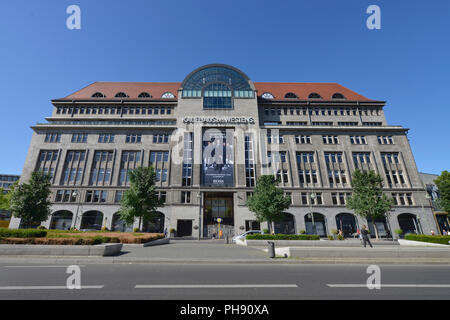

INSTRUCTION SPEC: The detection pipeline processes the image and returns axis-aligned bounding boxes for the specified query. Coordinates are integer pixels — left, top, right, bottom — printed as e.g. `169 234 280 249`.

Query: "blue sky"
0 0 448 175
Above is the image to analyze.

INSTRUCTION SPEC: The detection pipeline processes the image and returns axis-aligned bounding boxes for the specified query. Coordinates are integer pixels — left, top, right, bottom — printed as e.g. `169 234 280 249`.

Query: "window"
115 191 124 203
115 92 128 98
161 92 175 99
182 132 193 187
338 122 358 126
138 92 151 98
71 133 88 143
153 134 170 144
332 93 345 99
61 151 86 185
91 92 104 98
363 122 382 127
312 122 333 126
245 134 256 187
119 151 141 185
377 136 394 145
328 170 347 186
45 133 61 143
158 191 167 203
350 136 367 144
36 150 59 179
85 190 107 203
98 133 115 143
267 131 284 144
322 135 339 144
155 169 168 182
296 152 315 164
295 135 311 144
181 191 191 204
324 152 343 164
284 92 298 99
203 83 232 109
125 134 142 143
261 92 274 99
89 151 114 186
275 170 289 184
332 193 351 205
308 93 322 99
55 190 78 203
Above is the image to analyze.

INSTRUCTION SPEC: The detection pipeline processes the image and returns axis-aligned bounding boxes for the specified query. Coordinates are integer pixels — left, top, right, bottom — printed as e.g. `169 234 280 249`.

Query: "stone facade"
8 64 436 237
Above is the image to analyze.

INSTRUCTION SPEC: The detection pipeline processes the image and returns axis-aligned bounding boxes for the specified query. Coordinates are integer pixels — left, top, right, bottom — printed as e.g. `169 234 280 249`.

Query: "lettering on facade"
183 117 255 125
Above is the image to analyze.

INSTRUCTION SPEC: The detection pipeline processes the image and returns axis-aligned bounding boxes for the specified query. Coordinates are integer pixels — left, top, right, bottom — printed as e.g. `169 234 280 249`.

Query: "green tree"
0 181 18 210
434 170 450 213
346 170 393 239
9 172 52 228
246 175 291 234
118 166 164 231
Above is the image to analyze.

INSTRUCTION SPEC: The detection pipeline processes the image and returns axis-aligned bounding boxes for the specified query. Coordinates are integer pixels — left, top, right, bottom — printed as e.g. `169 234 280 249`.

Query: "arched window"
115 92 128 98
308 93 322 99
397 213 420 235
91 92 105 98
112 213 133 232
143 212 165 233
335 213 358 237
161 92 175 99
274 212 296 234
332 93 346 99
80 211 103 230
305 212 327 237
203 83 233 109
50 211 73 230
261 92 274 99
181 64 254 98
138 92 151 98
284 92 298 99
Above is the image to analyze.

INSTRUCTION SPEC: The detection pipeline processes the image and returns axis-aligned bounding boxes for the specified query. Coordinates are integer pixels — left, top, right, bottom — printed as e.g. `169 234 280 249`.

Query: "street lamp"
310 192 317 235
72 190 82 230
197 191 203 240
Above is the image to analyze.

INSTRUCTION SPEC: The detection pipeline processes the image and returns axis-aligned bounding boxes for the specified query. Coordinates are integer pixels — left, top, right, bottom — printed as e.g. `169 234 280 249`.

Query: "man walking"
361 225 373 248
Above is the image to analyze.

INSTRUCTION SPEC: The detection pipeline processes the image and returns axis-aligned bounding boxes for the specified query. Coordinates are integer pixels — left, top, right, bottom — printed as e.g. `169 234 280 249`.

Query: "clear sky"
0 0 448 175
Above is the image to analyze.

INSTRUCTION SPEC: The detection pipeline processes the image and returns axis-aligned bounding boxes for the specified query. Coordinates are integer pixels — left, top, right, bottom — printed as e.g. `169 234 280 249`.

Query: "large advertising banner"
202 128 234 187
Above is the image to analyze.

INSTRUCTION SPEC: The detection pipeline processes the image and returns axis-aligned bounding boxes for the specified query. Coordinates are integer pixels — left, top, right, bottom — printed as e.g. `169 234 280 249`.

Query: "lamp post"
72 190 82 230
197 191 203 240
310 192 317 234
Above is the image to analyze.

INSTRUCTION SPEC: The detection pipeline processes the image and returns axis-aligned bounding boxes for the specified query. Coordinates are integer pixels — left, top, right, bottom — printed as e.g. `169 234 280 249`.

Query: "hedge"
404 234 450 245
246 234 320 240
0 228 47 238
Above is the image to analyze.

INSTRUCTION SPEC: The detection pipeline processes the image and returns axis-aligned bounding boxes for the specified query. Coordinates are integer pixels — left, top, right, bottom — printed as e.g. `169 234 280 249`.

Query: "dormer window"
284 92 298 99
138 92 151 98
115 92 128 98
261 92 274 99
91 92 105 98
308 93 322 99
161 92 175 99
332 93 346 99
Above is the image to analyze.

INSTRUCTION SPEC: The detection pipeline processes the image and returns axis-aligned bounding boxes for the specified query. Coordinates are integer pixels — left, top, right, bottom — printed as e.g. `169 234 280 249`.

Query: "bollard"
268 241 275 258
225 235 229 244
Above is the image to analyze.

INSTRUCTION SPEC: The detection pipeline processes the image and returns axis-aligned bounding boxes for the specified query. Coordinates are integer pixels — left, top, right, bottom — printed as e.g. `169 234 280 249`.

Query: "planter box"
143 237 170 247
0 243 122 257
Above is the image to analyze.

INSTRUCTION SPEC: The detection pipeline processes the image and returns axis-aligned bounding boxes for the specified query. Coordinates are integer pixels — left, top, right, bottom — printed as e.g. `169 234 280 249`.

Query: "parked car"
232 230 263 243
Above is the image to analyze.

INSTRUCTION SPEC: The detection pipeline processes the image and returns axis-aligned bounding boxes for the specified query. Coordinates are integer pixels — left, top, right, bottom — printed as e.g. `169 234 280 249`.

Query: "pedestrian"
431 230 435 236
443 229 447 236
361 225 373 248
164 227 168 238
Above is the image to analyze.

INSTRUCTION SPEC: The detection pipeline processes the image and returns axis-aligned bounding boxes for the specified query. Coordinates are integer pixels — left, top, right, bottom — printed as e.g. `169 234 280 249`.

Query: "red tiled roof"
60 82 374 101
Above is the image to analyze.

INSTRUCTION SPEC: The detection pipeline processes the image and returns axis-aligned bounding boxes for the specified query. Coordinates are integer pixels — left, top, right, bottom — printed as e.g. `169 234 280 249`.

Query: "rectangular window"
44 133 61 143
181 191 191 204
182 132 193 187
71 133 88 143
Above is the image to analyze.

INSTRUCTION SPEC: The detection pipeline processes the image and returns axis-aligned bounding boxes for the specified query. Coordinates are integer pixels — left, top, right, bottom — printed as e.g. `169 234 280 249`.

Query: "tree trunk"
272 221 276 235
372 217 379 240
138 216 142 232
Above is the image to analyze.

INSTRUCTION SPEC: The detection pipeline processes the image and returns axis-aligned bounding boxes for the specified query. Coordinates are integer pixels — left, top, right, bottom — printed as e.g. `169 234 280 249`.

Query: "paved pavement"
121 240 267 261
0 262 448 300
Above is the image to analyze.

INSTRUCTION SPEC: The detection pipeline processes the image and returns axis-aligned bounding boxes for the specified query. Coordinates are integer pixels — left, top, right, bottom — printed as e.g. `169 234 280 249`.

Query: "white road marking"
135 284 298 289
327 284 450 288
0 285 103 290
3 265 86 268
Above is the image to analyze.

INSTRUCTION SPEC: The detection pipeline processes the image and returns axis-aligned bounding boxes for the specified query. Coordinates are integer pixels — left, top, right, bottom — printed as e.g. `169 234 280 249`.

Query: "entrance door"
177 220 193 237
203 192 234 238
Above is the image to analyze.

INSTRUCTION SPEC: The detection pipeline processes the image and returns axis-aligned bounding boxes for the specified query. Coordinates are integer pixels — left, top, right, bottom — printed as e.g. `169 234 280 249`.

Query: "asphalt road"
0 262 448 300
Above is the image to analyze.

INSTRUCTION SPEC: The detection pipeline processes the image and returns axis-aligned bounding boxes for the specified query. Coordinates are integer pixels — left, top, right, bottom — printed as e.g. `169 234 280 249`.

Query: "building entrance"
203 192 234 238
177 219 193 237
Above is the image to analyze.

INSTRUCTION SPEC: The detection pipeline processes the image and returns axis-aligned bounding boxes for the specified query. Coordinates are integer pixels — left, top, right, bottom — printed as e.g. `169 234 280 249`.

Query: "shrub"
169 228 176 233
101 226 109 232
395 229 403 235
0 228 47 238
133 227 140 232
246 234 320 241
299 230 306 234
328 235 334 240
405 234 450 245
337 235 345 240
37 226 47 230
263 228 269 234
331 229 338 235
